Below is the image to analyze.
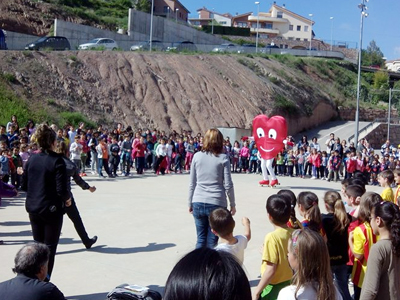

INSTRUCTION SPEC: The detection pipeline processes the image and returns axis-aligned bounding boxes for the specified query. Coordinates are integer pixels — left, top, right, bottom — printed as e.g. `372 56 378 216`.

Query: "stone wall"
222 35 358 61
4 31 39 50
338 107 396 122
364 123 400 149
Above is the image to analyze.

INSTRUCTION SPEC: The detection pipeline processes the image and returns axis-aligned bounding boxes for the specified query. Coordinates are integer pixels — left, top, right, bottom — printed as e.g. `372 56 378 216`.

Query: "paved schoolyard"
0 171 381 299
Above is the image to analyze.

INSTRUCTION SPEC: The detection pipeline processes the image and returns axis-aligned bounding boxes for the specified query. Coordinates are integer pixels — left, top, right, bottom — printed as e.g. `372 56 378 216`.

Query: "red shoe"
82 173 87 177
270 179 279 187
259 180 269 186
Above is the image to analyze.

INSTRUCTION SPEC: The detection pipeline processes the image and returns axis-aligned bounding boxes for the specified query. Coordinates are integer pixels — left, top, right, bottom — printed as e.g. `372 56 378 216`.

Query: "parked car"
166 41 197 52
237 44 257 54
78 38 118 50
0 29 7 50
211 43 237 53
130 40 165 51
25 36 71 51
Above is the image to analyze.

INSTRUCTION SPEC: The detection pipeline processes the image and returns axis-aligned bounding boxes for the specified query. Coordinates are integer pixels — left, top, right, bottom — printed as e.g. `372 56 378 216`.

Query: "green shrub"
1 73 16 83
59 112 96 128
273 93 298 115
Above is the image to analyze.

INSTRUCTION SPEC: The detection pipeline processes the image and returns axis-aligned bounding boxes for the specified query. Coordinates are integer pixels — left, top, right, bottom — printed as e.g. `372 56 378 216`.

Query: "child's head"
288 229 336 299
297 192 321 222
323 191 349 233
358 192 382 223
266 194 291 226
371 201 400 256
345 184 364 207
394 169 400 185
277 190 300 229
322 151 327 157
378 170 394 187
209 208 235 238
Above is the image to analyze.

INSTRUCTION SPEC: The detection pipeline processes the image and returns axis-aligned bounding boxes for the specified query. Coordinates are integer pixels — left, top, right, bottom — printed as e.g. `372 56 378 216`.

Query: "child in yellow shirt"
379 170 394 203
393 169 400 206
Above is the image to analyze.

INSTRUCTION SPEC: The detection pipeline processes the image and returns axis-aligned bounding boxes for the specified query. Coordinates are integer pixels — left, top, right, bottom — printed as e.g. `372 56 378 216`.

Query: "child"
297 191 325 238
322 191 352 300
11 147 22 189
296 149 305 178
346 151 356 179
276 151 285 176
184 139 195 171
239 141 250 173
394 169 400 206
109 136 120 177
209 207 251 265
249 144 259 174
0 149 10 183
327 150 342 182
370 158 380 185
277 229 342 300
231 141 240 172
378 169 394 203
320 151 328 180
254 194 292 300
135 136 146 174
120 135 132 176
361 201 400 299
349 192 381 300
285 150 295 177
19 143 30 169
278 189 302 229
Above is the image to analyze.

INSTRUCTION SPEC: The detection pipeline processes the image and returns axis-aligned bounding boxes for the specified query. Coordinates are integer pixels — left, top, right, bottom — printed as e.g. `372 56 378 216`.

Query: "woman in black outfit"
22 124 71 279
56 141 98 249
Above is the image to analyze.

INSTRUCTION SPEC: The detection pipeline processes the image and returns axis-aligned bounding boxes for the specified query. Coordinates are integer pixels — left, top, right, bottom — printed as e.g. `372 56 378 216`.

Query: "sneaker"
311 176 316 179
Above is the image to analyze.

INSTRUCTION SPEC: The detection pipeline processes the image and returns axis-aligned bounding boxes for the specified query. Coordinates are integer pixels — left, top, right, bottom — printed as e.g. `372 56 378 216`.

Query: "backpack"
107 284 162 300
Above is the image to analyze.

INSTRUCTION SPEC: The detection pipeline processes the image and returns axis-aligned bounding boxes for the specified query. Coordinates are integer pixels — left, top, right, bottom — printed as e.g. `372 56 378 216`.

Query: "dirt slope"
0 51 340 133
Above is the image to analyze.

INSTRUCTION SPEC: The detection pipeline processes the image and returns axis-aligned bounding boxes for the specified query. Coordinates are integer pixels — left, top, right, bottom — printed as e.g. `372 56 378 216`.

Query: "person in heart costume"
252 115 287 187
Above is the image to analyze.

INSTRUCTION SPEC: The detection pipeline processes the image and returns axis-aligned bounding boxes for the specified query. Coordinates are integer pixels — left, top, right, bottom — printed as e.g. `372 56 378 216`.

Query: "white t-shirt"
215 235 248 265
277 284 343 300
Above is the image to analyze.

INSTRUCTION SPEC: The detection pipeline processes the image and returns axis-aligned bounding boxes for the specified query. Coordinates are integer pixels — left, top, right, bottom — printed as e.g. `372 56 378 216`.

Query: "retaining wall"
4 31 39 50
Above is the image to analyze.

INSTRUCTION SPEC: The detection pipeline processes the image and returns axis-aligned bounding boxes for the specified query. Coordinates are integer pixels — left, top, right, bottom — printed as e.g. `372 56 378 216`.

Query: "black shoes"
85 236 98 249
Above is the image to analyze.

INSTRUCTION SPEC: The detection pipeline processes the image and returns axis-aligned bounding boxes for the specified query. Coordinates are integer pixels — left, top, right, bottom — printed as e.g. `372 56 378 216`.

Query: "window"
210 13 214 18
304 38 308 41
304 25 309 32
289 25 293 31
288 37 293 40
296 38 301 41
163 6 169 13
297 25 301 31
277 12 283 18
219 21 227 25
285 45 289 49
237 22 247 27
251 23 259 28
265 23 273 29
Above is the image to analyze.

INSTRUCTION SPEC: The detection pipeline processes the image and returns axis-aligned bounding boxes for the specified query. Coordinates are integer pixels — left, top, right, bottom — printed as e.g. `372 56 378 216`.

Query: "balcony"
248 15 288 23
250 27 280 34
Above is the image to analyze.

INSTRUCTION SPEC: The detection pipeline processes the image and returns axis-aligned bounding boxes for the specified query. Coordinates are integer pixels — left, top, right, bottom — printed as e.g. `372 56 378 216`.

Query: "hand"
252 291 261 300
189 207 193 214
65 198 72 207
242 217 250 226
230 206 236 216
89 186 96 193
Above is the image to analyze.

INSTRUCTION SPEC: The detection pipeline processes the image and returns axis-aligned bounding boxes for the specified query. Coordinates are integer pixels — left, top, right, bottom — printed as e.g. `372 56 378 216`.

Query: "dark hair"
359 192 382 223
345 185 365 199
35 123 56 152
373 202 400 256
278 190 300 229
163 248 251 300
12 243 49 277
352 172 368 186
297 191 322 233
209 208 235 237
266 194 291 225
55 141 68 157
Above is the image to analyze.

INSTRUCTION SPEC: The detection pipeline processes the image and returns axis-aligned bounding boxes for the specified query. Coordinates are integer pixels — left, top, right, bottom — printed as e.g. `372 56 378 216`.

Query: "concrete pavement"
0 171 382 299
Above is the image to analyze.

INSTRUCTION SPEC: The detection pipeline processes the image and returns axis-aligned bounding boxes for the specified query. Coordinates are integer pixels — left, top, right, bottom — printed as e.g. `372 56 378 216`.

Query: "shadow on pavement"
0 230 32 237
0 221 30 226
57 242 176 255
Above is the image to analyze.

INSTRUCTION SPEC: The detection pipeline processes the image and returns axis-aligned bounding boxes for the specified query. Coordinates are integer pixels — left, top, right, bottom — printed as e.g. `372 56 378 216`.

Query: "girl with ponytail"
322 191 352 300
297 192 326 239
278 190 302 230
360 201 400 299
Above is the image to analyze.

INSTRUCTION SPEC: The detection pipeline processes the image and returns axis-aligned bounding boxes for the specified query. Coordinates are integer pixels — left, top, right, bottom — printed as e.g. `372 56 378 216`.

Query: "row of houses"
150 1 314 43
189 3 315 42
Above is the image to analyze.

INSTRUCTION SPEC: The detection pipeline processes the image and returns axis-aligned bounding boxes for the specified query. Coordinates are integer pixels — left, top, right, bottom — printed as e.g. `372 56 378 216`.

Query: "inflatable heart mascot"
252 114 287 187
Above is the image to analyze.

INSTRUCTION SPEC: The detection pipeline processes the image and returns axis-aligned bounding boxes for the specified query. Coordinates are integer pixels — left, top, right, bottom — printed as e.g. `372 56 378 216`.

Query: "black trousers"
29 213 63 279
153 155 165 172
65 198 90 245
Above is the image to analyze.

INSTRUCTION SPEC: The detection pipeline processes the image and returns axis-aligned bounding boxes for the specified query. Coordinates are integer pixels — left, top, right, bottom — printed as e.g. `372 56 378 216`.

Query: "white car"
78 38 118 50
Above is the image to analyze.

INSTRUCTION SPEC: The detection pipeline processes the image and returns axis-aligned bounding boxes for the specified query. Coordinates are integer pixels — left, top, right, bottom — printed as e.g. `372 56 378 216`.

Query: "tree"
362 40 385 67
134 0 151 13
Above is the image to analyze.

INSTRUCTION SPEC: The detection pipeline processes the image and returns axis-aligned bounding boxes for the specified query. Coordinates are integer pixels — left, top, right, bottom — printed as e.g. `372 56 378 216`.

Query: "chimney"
283 4 286 8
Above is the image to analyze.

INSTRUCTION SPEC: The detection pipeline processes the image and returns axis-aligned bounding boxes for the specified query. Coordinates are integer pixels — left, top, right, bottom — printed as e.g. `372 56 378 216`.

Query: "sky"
183 0 400 60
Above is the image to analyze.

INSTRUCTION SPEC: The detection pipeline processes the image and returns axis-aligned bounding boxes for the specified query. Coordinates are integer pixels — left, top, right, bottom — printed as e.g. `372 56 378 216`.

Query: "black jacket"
22 151 70 218
0 274 66 300
63 157 90 192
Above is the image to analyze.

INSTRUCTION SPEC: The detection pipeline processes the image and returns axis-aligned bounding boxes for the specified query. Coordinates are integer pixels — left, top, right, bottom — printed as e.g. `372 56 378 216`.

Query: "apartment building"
153 0 190 22
189 7 232 27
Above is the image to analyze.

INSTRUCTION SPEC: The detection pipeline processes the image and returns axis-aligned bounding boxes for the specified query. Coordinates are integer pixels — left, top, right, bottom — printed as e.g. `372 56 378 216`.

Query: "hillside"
0 51 365 134
0 0 130 36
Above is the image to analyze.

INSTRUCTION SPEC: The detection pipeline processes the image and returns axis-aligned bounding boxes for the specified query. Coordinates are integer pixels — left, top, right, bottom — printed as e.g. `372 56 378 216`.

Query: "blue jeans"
331 264 352 300
192 202 220 248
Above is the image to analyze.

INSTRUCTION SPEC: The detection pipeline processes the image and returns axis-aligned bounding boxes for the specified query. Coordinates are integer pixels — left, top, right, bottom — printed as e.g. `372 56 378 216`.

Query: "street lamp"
167 6 170 19
330 17 334 51
176 8 179 23
255 1 260 53
211 8 215 35
149 0 154 52
308 13 313 51
354 0 369 145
